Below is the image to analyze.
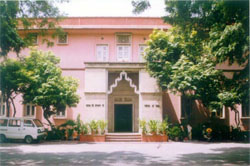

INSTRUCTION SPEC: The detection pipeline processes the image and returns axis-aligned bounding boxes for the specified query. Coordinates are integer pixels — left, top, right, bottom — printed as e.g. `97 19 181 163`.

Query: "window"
24 104 36 117
242 101 249 118
116 34 131 62
30 33 38 45
139 45 147 62
216 106 225 119
9 119 21 127
0 96 6 116
0 119 8 126
56 110 66 117
58 33 68 44
24 120 34 127
96 45 109 61
181 95 193 118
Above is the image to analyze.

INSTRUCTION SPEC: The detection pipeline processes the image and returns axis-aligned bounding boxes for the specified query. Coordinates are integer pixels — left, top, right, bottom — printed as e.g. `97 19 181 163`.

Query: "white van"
0 117 47 144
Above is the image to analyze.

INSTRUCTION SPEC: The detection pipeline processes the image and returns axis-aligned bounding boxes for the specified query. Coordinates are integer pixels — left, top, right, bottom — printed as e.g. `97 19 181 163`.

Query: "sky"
56 0 166 17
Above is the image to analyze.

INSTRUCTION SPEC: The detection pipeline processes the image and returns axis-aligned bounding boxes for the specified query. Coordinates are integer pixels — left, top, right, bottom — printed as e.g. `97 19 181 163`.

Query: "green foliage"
88 120 98 134
97 120 107 135
21 48 80 126
0 0 66 56
45 127 65 141
132 0 150 15
139 119 147 134
168 125 183 140
148 120 158 134
0 58 29 116
158 117 169 135
144 0 249 116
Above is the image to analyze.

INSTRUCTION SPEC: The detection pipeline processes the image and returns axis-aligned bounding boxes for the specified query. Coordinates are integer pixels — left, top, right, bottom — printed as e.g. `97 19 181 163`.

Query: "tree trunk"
43 106 54 129
6 98 10 117
10 97 16 117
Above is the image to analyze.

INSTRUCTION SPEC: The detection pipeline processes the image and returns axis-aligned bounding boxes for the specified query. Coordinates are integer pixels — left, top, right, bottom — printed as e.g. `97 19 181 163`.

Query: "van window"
33 119 43 127
0 119 8 126
9 119 21 127
24 120 34 127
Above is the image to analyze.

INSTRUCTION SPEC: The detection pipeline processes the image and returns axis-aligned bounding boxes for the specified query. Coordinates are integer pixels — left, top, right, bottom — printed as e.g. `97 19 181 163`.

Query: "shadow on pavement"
173 147 250 166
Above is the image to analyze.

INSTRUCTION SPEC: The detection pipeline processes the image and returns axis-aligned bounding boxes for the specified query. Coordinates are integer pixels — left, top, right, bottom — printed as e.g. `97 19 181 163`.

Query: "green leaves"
144 0 249 112
21 48 80 116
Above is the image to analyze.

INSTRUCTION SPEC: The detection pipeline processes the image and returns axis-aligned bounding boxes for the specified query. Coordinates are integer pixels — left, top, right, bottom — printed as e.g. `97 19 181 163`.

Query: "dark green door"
114 104 132 132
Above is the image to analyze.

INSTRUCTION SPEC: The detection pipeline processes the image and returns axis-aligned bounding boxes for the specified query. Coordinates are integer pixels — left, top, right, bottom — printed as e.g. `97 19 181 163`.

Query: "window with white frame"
242 101 249 118
139 45 147 62
24 104 36 117
116 34 131 62
96 44 109 61
58 33 68 44
56 109 66 117
216 106 225 119
0 96 6 116
181 95 192 118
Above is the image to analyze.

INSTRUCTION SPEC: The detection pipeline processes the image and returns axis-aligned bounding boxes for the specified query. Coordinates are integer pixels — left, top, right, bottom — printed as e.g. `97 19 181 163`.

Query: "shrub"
88 120 98 134
139 119 147 134
98 120 107 135
46 127 65 140
168 125 183 140
148 120 158 134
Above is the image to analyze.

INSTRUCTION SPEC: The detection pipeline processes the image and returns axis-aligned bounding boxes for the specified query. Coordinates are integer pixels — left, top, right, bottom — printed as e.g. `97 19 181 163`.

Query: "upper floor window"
181 95 192 118
139 45 147 62
242 101 249 118
116 34 131 62
30 33 38 45
58 33 68 44
24 104 36 117
96 44 109 61
0 96 6 117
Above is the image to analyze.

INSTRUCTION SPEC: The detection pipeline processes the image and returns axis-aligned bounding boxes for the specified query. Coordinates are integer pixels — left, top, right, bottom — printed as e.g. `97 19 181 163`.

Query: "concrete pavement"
0 141 249 166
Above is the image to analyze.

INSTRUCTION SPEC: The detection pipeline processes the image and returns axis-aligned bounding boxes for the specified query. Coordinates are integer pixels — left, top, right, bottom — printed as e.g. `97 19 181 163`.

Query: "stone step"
106 138 141 142
105 133 142 142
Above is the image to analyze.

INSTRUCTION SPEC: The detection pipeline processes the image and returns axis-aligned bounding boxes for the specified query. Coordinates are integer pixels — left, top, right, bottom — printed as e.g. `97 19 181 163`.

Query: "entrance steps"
105 133 142 142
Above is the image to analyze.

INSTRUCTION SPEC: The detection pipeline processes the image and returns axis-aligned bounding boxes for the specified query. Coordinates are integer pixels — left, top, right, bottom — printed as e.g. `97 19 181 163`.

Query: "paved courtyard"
0 141 249 166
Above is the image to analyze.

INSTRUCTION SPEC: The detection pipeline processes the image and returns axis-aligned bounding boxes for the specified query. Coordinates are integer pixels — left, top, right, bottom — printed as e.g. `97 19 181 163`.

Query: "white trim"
241 103 250 118
107 71 139 95
96 44 109 62
218 106 226 119
0 96 6 117
138 44 147 62
54 109 67 119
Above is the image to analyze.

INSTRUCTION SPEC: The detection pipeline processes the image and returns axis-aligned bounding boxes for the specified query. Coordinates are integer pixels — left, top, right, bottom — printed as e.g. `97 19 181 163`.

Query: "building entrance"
114 104 132 132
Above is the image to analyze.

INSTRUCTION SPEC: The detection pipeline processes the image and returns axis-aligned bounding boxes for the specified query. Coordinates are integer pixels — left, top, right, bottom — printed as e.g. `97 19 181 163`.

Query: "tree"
0 0 66 57
0 59 29 117
21 48 80 127
135 0 249 125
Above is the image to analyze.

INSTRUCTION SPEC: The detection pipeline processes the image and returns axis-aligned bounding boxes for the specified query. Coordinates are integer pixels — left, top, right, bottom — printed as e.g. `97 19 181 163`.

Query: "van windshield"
33 119 43 127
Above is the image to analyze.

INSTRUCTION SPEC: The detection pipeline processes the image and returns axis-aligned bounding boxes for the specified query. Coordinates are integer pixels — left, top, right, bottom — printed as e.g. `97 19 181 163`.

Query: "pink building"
2 17 249 134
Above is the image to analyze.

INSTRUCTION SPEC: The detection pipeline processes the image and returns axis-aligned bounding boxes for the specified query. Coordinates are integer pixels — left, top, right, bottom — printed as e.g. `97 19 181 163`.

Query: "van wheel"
0 134 6 143
24 136 33 144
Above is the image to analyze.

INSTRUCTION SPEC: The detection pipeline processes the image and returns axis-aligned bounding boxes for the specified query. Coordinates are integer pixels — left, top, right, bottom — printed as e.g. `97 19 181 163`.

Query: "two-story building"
2 17 249 133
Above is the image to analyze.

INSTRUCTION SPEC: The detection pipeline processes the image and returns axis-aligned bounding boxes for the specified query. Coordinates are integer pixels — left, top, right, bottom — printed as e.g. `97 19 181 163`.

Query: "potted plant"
159 121 168 135
88 120 98 135
97 120 107 135
148 120 158 135
139 119 147 135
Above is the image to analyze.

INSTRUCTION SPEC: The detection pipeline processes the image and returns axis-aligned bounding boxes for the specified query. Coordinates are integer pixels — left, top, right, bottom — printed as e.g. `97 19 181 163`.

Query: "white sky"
57 0 166 17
